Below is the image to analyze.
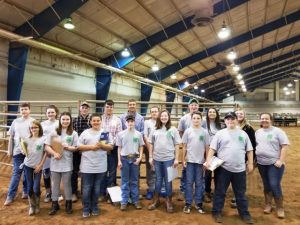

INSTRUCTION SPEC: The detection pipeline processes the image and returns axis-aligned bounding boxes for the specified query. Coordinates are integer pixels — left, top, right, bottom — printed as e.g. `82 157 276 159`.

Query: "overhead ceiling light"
227 49 237 61
237 74 243 80
232 64 240 72
283 87 288 91
194 85 198 90
227 93 230 97
241 84 246 89
239 80 244 85
184 81 189 86
171 74 177 79
63 17 75 30
217 21 231 39
291 90 295 94
285 91 290 95
242 88 247 92
201 89 205 93
151 61 159 72
121 48 130 57
287 82 293 87
294 79 298 82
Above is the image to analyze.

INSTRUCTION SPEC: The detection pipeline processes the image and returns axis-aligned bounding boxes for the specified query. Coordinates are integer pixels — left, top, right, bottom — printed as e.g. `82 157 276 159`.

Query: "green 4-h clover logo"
267 134 272 140
133 137 139 143
36 144 42 151
66 136 73 144
199 135 204 141
167 130 173 139
238 136 244 142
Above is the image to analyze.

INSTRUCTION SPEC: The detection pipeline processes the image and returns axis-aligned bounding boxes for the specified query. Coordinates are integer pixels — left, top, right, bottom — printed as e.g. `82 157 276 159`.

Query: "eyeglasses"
30 126 39 130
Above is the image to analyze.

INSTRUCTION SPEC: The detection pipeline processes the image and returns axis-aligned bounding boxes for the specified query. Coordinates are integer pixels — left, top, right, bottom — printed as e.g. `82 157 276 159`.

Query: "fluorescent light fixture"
237 74 243 80
194 85 198 90
121 48 130 57
171 74 177 79
63 17 75 30
232 64 240 72
152 61 159 72
218 21 231 39
227 49 237 60
201 89 205 93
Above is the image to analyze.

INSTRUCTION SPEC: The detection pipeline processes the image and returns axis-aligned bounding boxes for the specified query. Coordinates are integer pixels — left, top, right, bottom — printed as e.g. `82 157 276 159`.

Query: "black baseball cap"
125 114 135 121
224 112 237 119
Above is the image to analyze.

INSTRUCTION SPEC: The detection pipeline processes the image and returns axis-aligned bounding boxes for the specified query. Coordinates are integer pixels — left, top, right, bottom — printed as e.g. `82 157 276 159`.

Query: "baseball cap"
224 112 237 119
188 98 199 105
80 101 90 107
125 114 135 121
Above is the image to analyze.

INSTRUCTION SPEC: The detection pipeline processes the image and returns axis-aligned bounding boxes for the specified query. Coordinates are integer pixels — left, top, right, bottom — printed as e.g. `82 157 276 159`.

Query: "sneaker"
58 195 64 202
204 192 212 203
4 197 13 206
21 192 28 199
82 211 90 218
195 203 205 214
44 193 51 203
231 198 237 208
212 214 223 223
177 192 185 201
120 204 127 211
91 209 100 216
242 215 254 224
134 202 142 210
183 204 191 214
72 194 78 203
146 191 154 200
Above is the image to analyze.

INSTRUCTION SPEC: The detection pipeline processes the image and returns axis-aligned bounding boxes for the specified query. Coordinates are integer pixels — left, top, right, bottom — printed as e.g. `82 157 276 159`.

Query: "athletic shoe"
183 204 191 214
195 203 205 214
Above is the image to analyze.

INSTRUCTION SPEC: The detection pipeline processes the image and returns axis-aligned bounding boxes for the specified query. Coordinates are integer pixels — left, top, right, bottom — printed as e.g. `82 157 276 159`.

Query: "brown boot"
166 196 174 213
148 193 160 210
274 197 285 219
263 192 273 214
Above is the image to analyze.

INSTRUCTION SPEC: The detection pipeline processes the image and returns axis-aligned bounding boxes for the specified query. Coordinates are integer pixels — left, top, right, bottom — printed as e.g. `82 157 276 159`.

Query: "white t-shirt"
41 120 59 169
116 129 144 156
210 128 253 173
24 136 46 168
149 126 182 162
79 128 113 173
9 117 35 156
255 126 289 165
182 127 209 164
45 129 78 172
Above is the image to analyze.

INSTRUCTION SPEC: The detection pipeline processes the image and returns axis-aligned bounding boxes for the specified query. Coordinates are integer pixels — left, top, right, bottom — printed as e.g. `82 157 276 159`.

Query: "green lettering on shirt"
66 136 72 144
267 134 272 140
133 137 139 143
199 135 204 141
36 144 42 151
238 136 244 142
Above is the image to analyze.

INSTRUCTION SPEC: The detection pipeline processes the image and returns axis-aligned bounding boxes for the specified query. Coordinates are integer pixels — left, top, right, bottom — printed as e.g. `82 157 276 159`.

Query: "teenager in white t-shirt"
4 103 35 206
41 105 59 203
255 113 289 219
45 112 78 216
23 120 47 216
78 113 113 218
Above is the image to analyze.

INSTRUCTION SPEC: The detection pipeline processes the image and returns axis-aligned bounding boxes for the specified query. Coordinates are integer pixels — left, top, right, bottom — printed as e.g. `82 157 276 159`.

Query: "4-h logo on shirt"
133 136 139 143
36 144 42 151
199 135 204 141
267 134 273 140
167 130 173 139
238 136 244 142
66 136 73 144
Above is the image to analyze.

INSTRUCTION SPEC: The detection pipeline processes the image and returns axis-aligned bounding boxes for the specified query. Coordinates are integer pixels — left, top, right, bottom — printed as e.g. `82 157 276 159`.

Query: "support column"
296 81 299 101
275 81 280 101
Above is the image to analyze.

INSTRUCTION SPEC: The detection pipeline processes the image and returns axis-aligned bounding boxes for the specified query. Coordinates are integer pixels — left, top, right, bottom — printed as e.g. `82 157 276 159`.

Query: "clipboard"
51 136 63 155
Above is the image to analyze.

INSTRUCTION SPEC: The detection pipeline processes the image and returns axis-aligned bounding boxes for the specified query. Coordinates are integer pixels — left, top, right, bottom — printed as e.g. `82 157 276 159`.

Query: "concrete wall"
0 38 9 101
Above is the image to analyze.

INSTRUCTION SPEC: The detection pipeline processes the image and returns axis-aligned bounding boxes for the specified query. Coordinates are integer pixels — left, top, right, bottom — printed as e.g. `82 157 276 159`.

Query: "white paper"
204 156 224 171
167 166 178 182
107 186 122 203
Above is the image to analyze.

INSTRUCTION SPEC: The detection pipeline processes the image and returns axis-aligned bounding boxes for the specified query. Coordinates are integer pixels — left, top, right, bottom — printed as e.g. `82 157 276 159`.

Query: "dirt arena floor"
0 127 299 225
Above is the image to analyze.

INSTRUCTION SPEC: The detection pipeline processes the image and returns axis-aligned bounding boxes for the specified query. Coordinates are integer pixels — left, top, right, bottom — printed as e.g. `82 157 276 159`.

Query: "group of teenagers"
3 98 289 224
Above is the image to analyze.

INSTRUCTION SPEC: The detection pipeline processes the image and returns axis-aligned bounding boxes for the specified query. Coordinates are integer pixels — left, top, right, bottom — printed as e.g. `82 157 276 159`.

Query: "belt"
123 154 139 159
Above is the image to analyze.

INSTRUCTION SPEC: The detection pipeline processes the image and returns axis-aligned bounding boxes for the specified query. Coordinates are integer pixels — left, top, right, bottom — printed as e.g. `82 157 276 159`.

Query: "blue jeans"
24 165 42 197
154 159 174 197
180 167 186 193
7 153 27 199
257 164 285 198
120 156 139 205
185 163 204 205
81 172 106 214
212 167 250 217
